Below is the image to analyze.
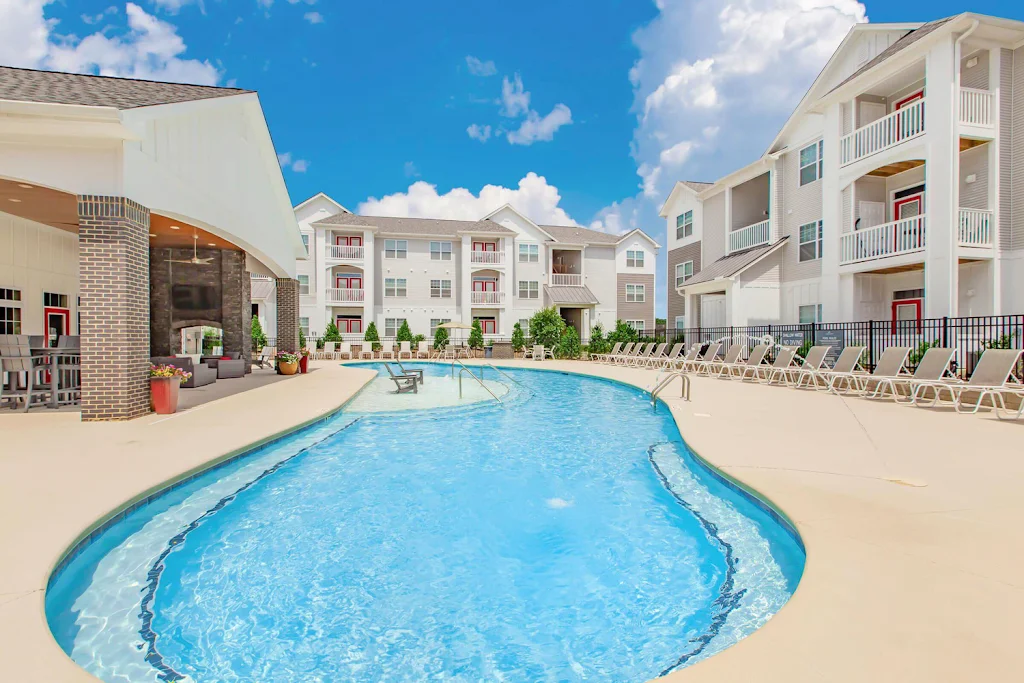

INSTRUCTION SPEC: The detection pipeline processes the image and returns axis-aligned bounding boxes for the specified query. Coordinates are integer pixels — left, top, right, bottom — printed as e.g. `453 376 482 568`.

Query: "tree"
554 326 582 359
656 317 666 328
251 315 268 351
529 307 565 349
433 325 449 351
323 321 342 342
606 319 639 345
396 319 414 343
511 322 526 353
587 323 610 355
299 326 307 352
364 321 381 351
468 319 484 349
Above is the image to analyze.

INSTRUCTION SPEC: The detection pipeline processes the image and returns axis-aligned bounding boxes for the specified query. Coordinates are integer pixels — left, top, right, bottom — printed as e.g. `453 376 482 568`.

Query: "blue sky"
2 0 1023 315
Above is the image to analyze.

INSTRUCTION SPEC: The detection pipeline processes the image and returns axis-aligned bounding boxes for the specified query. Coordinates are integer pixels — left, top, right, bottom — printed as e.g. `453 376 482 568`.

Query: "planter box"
150 377 180 415
491 341 514 359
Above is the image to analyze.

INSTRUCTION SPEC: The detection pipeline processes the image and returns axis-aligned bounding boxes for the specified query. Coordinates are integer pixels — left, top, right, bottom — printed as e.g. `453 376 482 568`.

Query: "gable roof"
659 180 714 217
540 224 621 245
481 203 557 240
312 213 515 236
294 192 350 214
0 66 251 110
678 238 788 288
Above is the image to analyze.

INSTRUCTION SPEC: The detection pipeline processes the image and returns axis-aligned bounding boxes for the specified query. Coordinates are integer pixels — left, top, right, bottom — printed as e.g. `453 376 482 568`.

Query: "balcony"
840 98 925 167
551 273 582 287
470 251 504 265
471 291 504 305
326 288 365 303
959 88 994 128
327 244 364 261
959 208 993 247
840 215 926 265
728 219 770 253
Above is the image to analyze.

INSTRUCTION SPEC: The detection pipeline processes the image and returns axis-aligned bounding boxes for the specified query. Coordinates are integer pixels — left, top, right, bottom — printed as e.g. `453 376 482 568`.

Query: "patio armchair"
416 341 431 358
384 363 418 393
910 348 1024 414
0 335 51 411
531 345 545 361
253 347 275 369
395 360 424 384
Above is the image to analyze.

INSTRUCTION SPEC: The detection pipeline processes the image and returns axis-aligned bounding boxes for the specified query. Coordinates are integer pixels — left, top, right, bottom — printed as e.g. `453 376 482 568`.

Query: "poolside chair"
755 346 798 383
337 342 353 360
379 344 395 360
416 341 431 359
359 345 375 360
911 348 1024 414
811 346 867 392
0 335 51 411
398 341 413 360
384 363 418 393
864 347 956 403
691 342 722 375
784 346 832 388
706 343 744 377
395 360 424 384
618 343 646 366
606 342 634 364
632 342 663 367
650 343 683 369
532 344 545 361
828 346 910 394
671 344 702 372
304 340 318 359
721 343 770 380
323 341 337 360
592 342 622 363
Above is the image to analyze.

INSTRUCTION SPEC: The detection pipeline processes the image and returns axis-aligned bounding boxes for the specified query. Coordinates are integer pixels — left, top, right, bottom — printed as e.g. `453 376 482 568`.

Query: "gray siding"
780 146 823 282
703 192 727 264
667 242 701 325
960 49 989 90
740 251 781 286
616 273 654 329
1012 46 1024 251
959 144 989 210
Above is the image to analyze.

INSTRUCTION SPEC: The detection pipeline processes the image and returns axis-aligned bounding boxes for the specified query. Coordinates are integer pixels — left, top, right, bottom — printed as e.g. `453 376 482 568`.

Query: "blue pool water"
46 364 804 683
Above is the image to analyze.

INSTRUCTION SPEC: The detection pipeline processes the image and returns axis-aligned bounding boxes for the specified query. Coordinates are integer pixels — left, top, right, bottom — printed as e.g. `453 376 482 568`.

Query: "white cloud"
507 103 572 146
82 6 118 25
658 140 694 167
465 55 496 76
149 0 199 14
358 172 577 227
277 152 309 173
0 0 53 69
499 74 530 117
303 11 324 24
291 159 309 172
466 123 492 142
403 161 420 177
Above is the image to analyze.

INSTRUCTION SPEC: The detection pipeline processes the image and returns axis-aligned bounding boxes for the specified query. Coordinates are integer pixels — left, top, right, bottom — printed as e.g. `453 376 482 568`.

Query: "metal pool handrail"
452 360 502 403
648 371 691 407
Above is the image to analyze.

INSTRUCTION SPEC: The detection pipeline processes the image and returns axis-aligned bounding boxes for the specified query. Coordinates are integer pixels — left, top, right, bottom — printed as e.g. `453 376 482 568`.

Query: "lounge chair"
605 342 634 364
359 344 374 360
829 346 911 394
531 344 545 361
617 343 646 366
811 346 867 392
720 343 770 380
911 348 1024 414
337 342 353 360
592 342 622 363
706 343 744 377
379 344 395 360
650 343 683 369
691 342 722 375
755 346 798 383
384 363 418 393
416 341 431 359
785 345 832 388
398 341 413 360
305 340 318 359
322 341 337 360
395 360 424 384
864 346 956 403
671 344 702 372
0 335 50 411
630 342 662 367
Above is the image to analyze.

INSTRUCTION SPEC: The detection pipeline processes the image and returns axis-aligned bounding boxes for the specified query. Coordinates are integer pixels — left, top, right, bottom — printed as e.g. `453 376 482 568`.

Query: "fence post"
868 319 877 370
941 316 949 348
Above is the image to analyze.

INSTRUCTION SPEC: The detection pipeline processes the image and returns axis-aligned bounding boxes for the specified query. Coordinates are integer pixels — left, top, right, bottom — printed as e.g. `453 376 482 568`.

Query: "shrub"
908 339 938 367
250 315 268 351
323 321 342 343
396 320 414 343
984 332 1016 350
606 319 639 345
433 325 449 350
299 327 306 352
588 323 611 356
468 319 484 349
511 322 526 353
554 326 582 359
412 333 426 345
795 339 812 359
364 322 381 351
529 307 566 349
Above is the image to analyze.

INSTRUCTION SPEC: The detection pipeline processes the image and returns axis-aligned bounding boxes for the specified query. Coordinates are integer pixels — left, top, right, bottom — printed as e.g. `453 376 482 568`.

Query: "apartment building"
664 13 1024 329
253 193 659 340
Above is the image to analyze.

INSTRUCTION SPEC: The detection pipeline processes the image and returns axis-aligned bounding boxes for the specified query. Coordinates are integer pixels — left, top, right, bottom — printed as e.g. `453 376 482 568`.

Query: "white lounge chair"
531 344 545 361
650 343 683 369
672 344 702 372
615 343 645 365
379 344 395 360
811 346 867 392
323 341 337 360
337 342 353 360
829 346 910 394
706 343 744 377
785 345 832 388
398 341 412 360
721 343 770 380
592 342 622 363
630 342 663 367
866 346 956 403
691 342 722 375
912 348 1024 414
606 342 634 364
755 346 798 383
359 344 374 360
416 341 431 358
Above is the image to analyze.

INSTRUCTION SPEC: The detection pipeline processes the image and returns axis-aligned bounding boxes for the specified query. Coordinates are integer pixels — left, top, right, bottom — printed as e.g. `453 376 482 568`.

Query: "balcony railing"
471 291 504 305
840 215 926 265
471 251 504 265
840 98 925 167
326 288 365 303
959 208 993 247
728 219 770 253
327 244 364 260
551 273 582 287
959 88 994 128
250 274 274 300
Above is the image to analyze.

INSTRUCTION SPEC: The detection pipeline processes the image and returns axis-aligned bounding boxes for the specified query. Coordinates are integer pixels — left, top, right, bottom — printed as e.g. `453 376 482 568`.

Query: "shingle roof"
544 285 600 305
539 224 621 245
0 66 252 109
312 214 515 236
681 181 714 192
679 238 788 288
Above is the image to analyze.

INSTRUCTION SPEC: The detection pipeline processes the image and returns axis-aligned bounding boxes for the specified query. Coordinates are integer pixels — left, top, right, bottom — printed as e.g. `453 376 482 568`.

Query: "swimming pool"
46 363 805 683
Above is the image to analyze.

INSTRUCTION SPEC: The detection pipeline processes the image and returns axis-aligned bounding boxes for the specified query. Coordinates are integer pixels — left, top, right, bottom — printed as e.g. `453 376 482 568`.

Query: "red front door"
44 307 70 347
473 242 496 252
337 317 362 334
476 318 496 334
891 299 922 334
473 279 496 292
335 276 362 289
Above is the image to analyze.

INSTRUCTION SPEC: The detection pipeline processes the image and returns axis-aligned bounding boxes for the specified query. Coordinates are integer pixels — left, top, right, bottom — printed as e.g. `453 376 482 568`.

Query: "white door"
858 201 885 229
700 294 727 328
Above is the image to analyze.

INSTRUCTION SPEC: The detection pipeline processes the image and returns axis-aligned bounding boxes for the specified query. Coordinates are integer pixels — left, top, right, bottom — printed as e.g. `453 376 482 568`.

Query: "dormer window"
626 250 644 268
676 211 693 239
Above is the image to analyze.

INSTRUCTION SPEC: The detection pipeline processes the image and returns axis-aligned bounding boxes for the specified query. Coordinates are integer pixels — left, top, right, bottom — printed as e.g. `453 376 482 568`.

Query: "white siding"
780 145 824 282
702 192 727 264
959 144 989 210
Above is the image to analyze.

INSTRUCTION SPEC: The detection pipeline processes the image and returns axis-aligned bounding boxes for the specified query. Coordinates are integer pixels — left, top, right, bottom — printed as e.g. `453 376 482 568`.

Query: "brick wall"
276 278 300 353
221 250 251 372
78 195 151 421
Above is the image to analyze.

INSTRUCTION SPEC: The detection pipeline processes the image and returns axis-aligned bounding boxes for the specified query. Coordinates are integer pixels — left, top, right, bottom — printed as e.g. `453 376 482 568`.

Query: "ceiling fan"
169 232 215 265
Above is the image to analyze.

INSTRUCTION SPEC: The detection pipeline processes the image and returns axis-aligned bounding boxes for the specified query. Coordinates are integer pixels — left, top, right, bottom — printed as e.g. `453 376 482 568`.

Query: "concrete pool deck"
2 359 1022 681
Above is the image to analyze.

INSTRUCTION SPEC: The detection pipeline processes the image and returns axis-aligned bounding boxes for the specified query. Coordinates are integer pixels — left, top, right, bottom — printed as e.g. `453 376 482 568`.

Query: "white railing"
959 88 994 127
471 291 504 305
249 273 272 280
840 215 926 265
728 219 770 253
250 276 274 300
551 273 583 287
471 251 504 264
326 288 365 303
327 244 364 260
840 98 925 166
958 208 993 247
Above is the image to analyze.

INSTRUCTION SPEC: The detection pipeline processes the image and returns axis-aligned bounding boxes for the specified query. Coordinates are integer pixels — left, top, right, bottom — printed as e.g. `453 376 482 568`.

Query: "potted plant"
511 322 526 358
149 364 192 415
299 348 310 373
276 351 300 375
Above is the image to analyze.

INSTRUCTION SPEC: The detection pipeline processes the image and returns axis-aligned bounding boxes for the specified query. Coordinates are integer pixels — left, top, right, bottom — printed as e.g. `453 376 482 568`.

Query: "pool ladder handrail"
648 371 691 407
452 360 502 403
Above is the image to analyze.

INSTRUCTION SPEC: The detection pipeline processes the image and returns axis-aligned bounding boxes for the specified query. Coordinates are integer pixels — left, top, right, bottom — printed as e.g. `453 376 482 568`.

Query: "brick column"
276 277 300 353
78 196 151 421
221 250 252 372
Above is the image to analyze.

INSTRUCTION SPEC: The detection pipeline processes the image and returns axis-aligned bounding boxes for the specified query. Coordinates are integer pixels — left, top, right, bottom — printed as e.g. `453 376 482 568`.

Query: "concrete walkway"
2 358 1022 682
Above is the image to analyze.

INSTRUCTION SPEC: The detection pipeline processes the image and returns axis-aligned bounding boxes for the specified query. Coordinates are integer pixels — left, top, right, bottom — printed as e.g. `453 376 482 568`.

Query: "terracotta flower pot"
150 377 180 415
279 360 299 375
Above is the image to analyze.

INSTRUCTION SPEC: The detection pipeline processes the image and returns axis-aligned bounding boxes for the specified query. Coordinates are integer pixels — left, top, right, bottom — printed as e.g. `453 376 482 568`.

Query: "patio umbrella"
437 321 474 350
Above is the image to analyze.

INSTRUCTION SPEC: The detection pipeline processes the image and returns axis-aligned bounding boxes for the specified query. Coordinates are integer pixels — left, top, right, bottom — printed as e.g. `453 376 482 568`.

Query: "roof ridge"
349 214 495 224
0 65 251 93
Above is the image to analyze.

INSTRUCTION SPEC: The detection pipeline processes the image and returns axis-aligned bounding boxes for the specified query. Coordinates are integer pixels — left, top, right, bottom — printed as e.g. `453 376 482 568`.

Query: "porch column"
77 196 151 421
276 277 300 353
820 102 843 322
221 250 252 373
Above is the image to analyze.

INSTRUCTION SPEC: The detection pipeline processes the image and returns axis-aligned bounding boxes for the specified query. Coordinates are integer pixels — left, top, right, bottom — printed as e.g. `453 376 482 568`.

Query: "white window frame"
518 280 539 299
384 278 407 297
384 239 408 259
675 261 694 287
518 243 539 263
626 283 645 303
798 220 823 262
300 233 310 257
430 318 451 335
385 318 407 337
430 279 452 298
799 140 824 186
297 275 310 295
674 316 686 330
798 304 822 324
676 210 693 239
430 241 452 261
517 318 530 335
626 320 645 332
626 249 645 268
299 316 310 336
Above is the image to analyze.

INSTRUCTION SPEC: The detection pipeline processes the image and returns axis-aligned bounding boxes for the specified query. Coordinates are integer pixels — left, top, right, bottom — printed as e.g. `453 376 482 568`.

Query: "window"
893 288 925 300
674 316 686 330
0 307 21 334
297 275 310 295
430 241 452 261
43 292 69 308
799 140 824 186
384 278 407 297
430 318 451 335
626 320 645 332
385 318 407 337
384 239 407 259
675 261 694 287
676 210 693 239
626 284 645 303
798 304 822 324
430 279 452 298
301 233 310 256
518 280 539 299
519 243 539 263
0 288 21 302
798 220 823 262
517 318 530 335
299 317 310 336
626 250 645 268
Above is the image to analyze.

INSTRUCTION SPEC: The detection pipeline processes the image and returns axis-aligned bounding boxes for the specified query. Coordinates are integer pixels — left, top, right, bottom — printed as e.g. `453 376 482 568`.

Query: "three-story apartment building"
253 193 659 340
664 13 1024 329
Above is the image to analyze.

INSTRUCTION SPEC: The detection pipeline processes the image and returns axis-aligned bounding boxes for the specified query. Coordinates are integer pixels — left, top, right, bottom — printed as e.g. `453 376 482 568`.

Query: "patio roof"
680 238 788 288
544 285 600 305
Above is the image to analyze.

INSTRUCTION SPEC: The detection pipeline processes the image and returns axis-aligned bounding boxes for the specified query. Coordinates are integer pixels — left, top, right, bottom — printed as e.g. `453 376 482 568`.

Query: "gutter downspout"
950 20 979 317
